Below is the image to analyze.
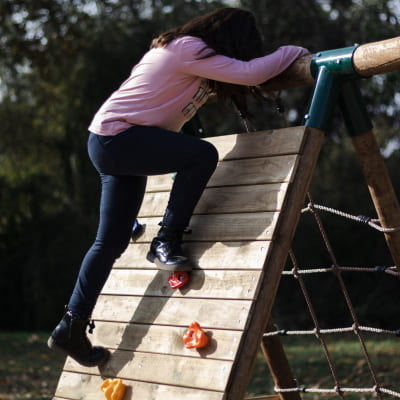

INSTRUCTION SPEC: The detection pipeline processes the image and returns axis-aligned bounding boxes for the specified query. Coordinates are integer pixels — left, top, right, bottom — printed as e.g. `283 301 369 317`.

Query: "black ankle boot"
146 226 192 271
47 311 110 367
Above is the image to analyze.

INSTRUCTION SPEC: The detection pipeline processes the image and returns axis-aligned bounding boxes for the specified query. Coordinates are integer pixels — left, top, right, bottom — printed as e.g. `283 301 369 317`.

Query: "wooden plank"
204 127 306 160
92 295 252 330
146 155 298 192
64 350 232 392
146 173 175 193
91 321 242 360
208 155 298 187
102 269 262 300
56 371 225 400
115 241 270 270
224 127 325 399
139 183 288 217
136 213 279 242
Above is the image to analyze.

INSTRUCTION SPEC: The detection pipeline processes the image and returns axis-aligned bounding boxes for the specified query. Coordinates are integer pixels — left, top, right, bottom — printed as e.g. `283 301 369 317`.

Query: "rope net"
265 192 400 399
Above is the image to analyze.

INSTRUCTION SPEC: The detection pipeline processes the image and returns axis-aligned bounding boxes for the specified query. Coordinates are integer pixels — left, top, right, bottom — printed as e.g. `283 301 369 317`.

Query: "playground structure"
53 36 400 399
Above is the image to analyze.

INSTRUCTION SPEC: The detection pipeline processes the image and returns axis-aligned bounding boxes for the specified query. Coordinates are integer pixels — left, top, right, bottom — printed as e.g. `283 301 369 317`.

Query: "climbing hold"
100 378 126 400
183 321 209 349
168 271 190 289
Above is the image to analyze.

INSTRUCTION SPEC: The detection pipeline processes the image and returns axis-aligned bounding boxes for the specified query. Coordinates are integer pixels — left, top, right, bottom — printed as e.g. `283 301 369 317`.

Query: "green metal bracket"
304 66 341 132
310 46 359 78
303 44 372 135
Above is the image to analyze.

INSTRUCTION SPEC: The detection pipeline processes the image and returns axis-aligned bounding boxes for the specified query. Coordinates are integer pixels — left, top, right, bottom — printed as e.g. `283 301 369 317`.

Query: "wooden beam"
261 320 301 400
353 36 400 77
261 36 400 92
260 54 314 91
351 130 400 270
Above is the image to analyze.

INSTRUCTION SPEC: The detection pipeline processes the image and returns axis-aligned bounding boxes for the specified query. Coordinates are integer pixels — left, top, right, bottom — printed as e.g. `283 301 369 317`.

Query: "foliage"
1 332 399 399
0 0 399 330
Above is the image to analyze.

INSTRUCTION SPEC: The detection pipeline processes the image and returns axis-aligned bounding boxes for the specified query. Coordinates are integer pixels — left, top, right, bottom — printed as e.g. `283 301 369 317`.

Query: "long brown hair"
151 8 265 122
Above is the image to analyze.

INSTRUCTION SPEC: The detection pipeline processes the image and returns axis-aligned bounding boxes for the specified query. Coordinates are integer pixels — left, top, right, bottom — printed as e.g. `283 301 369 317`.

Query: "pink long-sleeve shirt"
88 36 308 135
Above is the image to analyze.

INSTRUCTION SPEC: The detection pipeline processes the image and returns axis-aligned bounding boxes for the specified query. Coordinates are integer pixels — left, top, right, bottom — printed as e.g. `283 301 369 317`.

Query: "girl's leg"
49 134 146 367
97 126 219 270
105 126 219 230
68 173 146 317
101 127 218 271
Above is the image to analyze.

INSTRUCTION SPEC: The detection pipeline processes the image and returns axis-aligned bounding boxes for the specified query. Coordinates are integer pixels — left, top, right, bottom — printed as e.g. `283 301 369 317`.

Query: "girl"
48 7 309 367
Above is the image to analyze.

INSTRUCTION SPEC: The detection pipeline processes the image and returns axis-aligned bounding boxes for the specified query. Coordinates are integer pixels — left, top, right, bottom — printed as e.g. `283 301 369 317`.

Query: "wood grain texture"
114 241 270 270
92 295 252 330
64 351 233 391
146 155 298 192
56 371 225 400
90 321 243 360
139 183 288 217
224 127 324 399
134 213 279 242
53 126 322 400
353 36 400 77
102 269 262 300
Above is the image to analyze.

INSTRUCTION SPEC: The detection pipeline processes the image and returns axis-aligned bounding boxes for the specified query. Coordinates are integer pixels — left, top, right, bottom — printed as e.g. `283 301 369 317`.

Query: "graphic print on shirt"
181 80 210 121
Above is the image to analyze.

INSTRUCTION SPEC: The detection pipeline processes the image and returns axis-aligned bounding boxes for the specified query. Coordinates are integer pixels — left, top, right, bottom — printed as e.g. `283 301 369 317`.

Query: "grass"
247 333 400 399
0 331 64 400
0 331 399 399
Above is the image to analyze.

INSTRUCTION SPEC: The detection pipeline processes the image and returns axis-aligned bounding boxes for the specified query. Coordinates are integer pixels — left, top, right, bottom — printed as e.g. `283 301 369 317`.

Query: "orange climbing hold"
100 378 126 400
183 321 209 349
168 271 190 289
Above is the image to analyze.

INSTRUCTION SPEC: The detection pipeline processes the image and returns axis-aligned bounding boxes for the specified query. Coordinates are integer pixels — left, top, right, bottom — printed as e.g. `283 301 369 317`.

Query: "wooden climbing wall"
53 126 324 400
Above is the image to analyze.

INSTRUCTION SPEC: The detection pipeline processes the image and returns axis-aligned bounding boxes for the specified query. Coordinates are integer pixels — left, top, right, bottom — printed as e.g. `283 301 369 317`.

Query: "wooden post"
261 320 301 400
225 127 325 399
351 130 400 270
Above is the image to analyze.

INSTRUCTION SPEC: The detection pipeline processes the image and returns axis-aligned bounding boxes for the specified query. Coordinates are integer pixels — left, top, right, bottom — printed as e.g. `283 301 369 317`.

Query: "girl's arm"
180 37 309 86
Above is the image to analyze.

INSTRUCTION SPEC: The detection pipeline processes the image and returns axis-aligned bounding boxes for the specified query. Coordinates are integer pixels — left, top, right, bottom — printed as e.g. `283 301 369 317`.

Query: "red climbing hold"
168 271 190 289
183 321 209 349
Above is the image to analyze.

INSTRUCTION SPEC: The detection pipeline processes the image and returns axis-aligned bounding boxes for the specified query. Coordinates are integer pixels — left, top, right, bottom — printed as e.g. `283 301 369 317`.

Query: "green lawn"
247 333 400 399
0 332 64 400
0 332 399 399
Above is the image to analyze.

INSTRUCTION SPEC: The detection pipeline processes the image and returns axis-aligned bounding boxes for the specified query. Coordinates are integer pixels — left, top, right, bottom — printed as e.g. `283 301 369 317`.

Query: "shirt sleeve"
179 37 309 86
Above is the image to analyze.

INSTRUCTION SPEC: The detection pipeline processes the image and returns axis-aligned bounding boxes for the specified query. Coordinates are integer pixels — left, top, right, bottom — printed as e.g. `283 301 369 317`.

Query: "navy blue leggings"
68 126 218 317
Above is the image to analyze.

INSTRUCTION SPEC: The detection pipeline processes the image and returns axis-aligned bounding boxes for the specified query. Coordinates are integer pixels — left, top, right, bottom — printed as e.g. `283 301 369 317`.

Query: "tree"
0 0 229 330
0 0 399 330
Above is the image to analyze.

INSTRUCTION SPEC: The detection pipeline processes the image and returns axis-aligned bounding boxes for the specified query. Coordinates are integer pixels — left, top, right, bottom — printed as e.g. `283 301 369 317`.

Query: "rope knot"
357 215 371 224
374 265 387 273
313 328 321 338
373 385 381 394
334 385 342 395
